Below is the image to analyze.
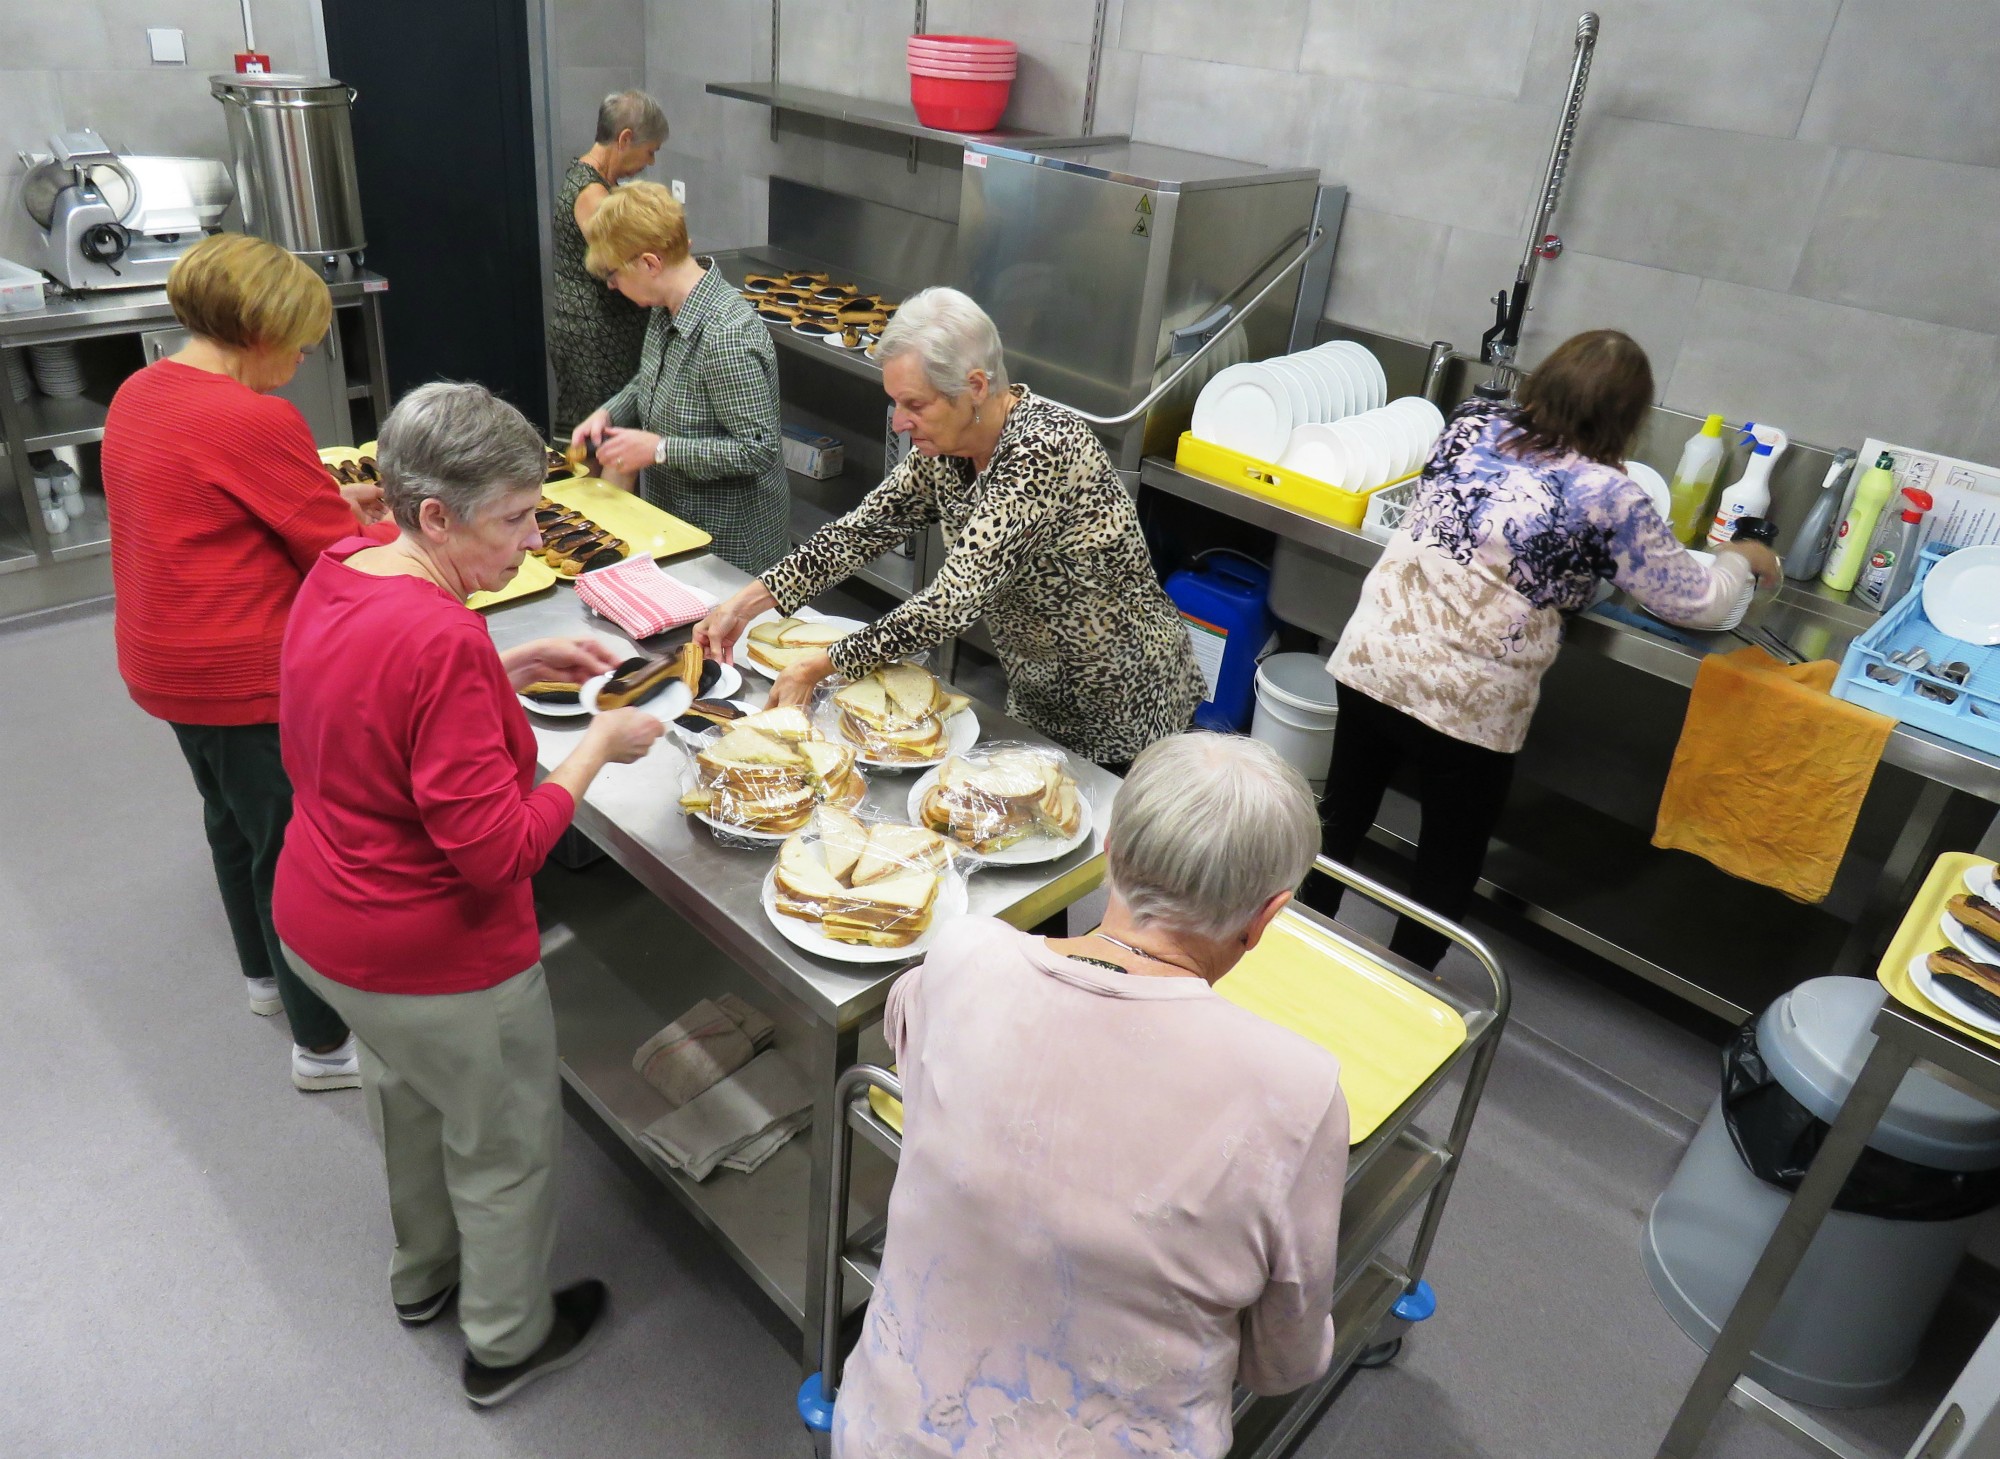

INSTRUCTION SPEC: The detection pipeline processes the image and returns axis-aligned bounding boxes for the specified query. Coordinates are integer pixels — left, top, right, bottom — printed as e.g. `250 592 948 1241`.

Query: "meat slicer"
16 131 234 292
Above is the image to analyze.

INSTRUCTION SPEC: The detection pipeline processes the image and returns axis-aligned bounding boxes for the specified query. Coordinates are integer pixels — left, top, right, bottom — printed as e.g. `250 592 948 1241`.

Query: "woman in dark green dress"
549 90 668 435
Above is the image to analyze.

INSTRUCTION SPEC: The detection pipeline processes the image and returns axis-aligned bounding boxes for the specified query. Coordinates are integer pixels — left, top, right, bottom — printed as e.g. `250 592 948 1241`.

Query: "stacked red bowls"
907 35 1017 131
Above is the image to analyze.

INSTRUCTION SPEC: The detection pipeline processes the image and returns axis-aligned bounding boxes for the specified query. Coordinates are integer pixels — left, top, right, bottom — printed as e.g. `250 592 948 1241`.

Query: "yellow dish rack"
1174 431 1415 529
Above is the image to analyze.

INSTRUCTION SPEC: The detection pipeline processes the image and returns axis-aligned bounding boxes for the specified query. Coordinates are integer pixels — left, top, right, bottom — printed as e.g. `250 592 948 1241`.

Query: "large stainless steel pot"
209 73 365 258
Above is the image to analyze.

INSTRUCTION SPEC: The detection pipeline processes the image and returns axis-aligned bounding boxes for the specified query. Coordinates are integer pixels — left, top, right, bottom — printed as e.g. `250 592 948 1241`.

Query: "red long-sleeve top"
273 540 576 994
101 360 379 725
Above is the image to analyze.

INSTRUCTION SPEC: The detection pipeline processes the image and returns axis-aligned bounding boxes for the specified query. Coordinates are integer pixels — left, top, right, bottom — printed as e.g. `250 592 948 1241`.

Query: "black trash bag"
1722 1018 2000 1222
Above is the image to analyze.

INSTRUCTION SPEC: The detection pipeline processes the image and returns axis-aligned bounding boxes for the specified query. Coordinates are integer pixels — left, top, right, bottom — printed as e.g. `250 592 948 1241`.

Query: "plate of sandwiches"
764 811 964 962
678 707 868 841
575 644 740 717
734 612 868 676
827 663 978 768
909 749 1089 863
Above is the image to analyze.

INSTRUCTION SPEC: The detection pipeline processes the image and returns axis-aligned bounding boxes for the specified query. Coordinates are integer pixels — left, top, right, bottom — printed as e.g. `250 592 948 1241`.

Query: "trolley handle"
805 1062 903 1428
1306 855 1512 1027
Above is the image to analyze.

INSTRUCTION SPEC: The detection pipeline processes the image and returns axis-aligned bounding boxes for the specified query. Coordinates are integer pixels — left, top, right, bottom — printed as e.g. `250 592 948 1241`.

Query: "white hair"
379 382 545 532
1107 733 1321 942
596 89 668 147
873 285 1009 399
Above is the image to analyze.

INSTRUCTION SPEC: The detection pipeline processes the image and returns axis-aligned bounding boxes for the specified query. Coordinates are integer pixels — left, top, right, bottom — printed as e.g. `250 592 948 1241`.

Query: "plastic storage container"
0 258 46 313
1250 652 1342 789
1645 977 2000 1406
1164 552 1272 733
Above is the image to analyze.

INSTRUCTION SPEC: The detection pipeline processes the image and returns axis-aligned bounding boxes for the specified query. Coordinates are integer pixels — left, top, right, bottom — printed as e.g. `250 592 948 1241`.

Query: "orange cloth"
1652 647 1893 903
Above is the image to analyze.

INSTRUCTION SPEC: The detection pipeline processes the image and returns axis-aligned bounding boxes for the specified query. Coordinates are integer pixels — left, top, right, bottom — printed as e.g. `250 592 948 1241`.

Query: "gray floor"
0 604 1983 1458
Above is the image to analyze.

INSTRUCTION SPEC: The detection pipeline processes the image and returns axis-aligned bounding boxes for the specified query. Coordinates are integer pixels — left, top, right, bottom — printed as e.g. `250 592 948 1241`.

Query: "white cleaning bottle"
1667 414 1727 545
1707 422 1787 548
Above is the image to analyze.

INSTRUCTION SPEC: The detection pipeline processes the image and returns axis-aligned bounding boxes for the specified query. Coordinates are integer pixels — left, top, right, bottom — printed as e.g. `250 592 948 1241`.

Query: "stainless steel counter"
484 549 1111 1354
0 272 389 345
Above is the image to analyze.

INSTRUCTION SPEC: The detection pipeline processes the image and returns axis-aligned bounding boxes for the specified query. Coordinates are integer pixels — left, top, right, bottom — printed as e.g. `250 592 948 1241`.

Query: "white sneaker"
293 1036 362 1092
246 976 283 1016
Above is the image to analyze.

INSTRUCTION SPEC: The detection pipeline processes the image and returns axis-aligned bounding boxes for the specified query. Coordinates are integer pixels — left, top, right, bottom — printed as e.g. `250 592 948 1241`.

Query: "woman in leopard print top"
694 288 1201 767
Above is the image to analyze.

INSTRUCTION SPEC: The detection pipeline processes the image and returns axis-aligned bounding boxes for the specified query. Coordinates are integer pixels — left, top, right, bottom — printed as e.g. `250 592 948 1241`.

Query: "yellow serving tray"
1876 851 2000 1050
545 477 712 562
1174 431 1413 529
867 910 1467 1146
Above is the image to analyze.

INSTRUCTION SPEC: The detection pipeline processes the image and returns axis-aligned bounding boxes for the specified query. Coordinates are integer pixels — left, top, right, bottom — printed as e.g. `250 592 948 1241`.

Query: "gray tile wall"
579 0 2000 463
2 0 321 269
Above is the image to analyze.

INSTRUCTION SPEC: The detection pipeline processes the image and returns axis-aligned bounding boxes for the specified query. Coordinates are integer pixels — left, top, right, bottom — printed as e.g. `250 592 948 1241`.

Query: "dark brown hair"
1505 329 1654 466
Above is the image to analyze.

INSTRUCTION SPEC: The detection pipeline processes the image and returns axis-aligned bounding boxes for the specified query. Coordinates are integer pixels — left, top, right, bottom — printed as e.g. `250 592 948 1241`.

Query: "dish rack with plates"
1175 431 1414 530
1834 545 2000 757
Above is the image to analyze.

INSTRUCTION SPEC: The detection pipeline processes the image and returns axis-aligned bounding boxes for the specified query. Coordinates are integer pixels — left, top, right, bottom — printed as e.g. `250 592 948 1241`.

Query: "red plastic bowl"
909 72 1012 131
909 58 1018 78
906 34 1017 55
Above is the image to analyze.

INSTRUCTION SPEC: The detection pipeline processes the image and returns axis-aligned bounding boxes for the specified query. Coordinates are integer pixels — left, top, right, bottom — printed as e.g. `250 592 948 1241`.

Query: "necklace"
1091 931 1201 979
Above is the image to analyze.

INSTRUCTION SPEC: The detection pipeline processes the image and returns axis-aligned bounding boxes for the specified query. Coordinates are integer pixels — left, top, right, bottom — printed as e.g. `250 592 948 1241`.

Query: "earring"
974 409 982 425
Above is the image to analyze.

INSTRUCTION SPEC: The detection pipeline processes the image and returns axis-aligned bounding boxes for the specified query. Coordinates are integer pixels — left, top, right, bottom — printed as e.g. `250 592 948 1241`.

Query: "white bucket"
1251 653 1341 791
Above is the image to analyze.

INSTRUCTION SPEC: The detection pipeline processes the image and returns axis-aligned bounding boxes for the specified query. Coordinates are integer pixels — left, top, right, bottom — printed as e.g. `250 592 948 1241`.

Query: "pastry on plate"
520 681 582 706
1947 894 2000 947
597 643 703 711
1928 946 2000 1021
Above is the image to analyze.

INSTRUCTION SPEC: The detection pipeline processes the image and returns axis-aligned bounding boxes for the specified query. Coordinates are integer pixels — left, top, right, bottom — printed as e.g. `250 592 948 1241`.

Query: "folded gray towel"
631 998 758 1109
715 992 776 1052
639 1051 814 1181
719 1108 812 1175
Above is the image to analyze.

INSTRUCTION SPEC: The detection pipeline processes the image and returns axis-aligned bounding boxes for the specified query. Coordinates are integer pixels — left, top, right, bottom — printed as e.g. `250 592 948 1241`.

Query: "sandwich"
745 617 850 674
1927 947 2000 1021
831 662 966 763
679 718 865 834
919 749 1082 852
771 818 949 948
598 643 704 711
1947 894 2000 947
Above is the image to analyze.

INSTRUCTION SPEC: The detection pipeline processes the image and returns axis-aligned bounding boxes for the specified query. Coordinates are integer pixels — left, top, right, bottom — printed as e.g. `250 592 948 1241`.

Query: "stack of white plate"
1279 396 1447 495
1190 339 1388 463
29 342 83 398
4 349 30 403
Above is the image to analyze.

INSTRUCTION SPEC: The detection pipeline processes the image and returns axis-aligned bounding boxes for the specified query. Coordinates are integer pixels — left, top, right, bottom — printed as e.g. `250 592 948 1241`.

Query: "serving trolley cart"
795 854 1512 1457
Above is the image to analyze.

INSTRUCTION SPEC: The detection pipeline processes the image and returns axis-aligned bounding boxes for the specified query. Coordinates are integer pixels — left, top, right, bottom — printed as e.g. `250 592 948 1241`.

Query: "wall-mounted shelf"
706 81 1125 153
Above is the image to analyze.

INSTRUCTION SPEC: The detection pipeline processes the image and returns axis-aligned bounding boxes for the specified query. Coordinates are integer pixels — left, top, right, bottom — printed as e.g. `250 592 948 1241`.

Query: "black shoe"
395 1282 459 1326
462 1280 608 1408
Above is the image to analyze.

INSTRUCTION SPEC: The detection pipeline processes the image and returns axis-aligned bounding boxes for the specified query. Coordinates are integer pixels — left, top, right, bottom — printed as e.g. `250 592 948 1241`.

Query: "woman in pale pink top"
834 733 1348 1459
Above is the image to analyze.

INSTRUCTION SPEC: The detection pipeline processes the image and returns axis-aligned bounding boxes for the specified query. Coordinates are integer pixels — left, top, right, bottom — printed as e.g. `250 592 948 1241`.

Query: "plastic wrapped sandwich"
767 807 962 951
822 661 973 765
915 743 1085 856
679 705 866 841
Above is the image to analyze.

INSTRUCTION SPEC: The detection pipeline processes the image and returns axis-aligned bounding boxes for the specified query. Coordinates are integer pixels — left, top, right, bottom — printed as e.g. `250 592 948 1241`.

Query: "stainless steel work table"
1140 456 2000 1018
483 549 1116 1362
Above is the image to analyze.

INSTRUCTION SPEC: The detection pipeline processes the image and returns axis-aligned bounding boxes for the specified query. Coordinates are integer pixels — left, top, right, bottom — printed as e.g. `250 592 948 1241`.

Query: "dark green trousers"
170 722 349 1051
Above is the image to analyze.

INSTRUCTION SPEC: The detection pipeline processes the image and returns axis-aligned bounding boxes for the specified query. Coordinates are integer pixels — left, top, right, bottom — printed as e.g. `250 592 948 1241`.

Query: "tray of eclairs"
739 268 899 353
1881 853 2000 1047
763 806 967 963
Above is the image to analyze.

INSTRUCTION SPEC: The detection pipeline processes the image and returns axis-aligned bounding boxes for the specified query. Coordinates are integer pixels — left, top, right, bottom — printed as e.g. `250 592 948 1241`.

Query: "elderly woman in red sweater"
101 232 388 1091
274 381 663 1406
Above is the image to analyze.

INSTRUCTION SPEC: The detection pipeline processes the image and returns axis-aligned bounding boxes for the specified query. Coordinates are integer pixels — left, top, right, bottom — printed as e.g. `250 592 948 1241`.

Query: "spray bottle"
1667 414 1727 545
1787 449 1858 582
1707 422 1788 548
1822 452 1899 593
1853 488 1934 612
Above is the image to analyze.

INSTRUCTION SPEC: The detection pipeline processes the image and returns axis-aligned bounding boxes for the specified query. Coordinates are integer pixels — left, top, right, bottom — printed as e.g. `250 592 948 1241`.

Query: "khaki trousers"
283 947 561 1366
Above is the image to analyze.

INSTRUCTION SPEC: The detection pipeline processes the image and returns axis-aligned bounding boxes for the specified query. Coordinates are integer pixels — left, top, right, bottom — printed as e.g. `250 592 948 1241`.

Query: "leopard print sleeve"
824 436 1064 680
760 452 940 614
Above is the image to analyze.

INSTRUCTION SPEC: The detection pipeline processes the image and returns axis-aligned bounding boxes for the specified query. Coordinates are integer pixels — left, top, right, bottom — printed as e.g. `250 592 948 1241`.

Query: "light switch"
147 28 187 64
671 179 686 204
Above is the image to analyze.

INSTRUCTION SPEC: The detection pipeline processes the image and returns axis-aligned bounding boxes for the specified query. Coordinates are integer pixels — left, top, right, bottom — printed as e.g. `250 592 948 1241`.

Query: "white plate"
1192 362 1294 462
1329 340 1387 411
1296 351 1353 421
579 660 739 716
1261 357 1316 427
760 863 970 963
904 765 1095 865
1941 909 2000 966
1279 422 1355 489
519 689 591 717
1624 460 1673 523
1308 345 1361 422
1922 546 2000 645
730 609 871 675
1339 415 1396 491
1965 863 1998 901
826 702 981 770
1910 952 2000 1036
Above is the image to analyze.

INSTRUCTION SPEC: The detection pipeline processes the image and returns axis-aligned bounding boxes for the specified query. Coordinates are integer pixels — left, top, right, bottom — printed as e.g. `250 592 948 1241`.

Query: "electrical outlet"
670 179 686 204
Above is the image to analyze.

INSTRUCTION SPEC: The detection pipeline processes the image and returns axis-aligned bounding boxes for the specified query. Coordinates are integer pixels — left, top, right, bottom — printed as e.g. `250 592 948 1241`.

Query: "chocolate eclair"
1929 947 2000 1021
1948 894 2000 947
595 643 703 711
520 681 582 706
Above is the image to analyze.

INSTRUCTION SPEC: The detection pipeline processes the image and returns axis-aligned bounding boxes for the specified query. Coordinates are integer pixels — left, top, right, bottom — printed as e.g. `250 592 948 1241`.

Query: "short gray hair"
873 286 1008 399
596 89 668 146
378 382 546 533
1107 733 1321 942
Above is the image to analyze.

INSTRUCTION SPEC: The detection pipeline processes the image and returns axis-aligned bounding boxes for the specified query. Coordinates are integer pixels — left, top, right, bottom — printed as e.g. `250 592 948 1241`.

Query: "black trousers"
171 722 349 1050
1312 683 1515 971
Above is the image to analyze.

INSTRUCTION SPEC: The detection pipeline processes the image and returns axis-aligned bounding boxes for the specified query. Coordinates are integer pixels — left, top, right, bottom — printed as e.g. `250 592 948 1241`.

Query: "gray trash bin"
1644 977 2000 1407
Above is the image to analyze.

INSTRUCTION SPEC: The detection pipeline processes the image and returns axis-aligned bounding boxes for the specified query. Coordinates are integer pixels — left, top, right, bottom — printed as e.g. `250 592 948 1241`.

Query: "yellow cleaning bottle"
1667 414 1727 545
1821 452 1899 593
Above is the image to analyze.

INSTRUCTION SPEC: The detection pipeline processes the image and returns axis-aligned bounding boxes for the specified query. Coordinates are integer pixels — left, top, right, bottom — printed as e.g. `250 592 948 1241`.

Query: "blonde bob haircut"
166 232 332 354
583 181 690 278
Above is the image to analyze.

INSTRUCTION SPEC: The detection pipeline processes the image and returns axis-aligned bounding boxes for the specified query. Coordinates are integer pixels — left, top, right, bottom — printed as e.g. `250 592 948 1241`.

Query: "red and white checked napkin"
573 555 717 638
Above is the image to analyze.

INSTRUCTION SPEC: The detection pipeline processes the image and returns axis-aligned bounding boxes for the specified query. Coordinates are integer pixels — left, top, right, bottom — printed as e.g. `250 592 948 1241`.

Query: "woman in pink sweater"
835 733 1349 1459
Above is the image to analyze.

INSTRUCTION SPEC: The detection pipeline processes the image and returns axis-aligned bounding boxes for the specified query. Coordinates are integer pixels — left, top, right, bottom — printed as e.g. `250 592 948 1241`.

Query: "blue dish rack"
1834 544 2000 755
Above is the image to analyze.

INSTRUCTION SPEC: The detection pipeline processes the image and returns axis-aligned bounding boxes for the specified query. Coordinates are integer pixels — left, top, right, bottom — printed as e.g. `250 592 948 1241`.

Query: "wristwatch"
653 435 668 467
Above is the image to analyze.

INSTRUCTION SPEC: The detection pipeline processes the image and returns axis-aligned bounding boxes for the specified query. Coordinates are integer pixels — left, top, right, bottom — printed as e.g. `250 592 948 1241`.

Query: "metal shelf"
786 480 917 601
20 393 110 451
346 381 371 401
707 80 1124 152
